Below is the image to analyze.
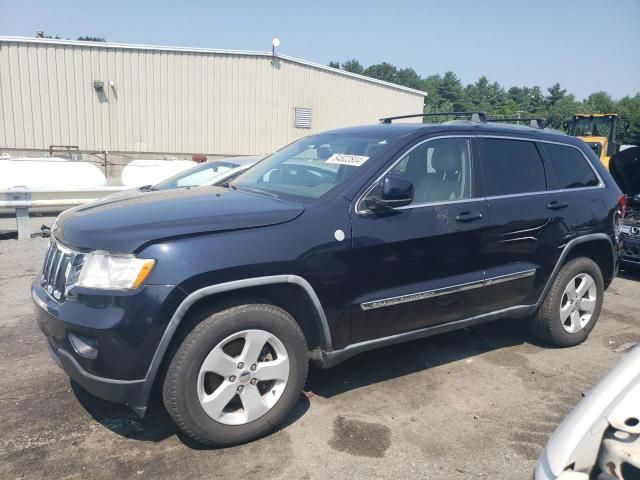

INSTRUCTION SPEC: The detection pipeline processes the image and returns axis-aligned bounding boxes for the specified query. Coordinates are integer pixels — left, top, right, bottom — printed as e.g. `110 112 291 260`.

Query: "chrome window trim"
360 268 536 311
355 134 605 215
355 135 475 215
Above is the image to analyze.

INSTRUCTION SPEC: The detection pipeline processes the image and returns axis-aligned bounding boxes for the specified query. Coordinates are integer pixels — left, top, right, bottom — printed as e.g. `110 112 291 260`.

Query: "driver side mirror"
607 142 619 157
364 174 414 211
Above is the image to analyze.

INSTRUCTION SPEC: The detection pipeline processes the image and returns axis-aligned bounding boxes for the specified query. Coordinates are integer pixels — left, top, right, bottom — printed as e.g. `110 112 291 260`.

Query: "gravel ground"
0 237 638 480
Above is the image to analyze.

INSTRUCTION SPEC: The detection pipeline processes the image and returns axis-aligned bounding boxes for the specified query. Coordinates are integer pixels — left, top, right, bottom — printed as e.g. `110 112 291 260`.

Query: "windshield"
231 133 390 200
154 160 240 190
570 117 614 138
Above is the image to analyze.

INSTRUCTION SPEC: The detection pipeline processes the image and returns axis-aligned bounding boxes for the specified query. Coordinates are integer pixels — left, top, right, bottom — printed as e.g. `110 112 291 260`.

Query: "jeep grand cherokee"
33 114 624 446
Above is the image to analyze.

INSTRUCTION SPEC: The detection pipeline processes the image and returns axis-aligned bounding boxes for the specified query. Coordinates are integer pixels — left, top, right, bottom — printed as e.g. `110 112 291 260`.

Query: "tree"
363 62 398 83
342 59 364 74
616 94 640 145
584 91 615 113
546 94 582 129
395 67 422 90
323 57 640 139
546 83 567 108
438 71 465 111
463 76 505 113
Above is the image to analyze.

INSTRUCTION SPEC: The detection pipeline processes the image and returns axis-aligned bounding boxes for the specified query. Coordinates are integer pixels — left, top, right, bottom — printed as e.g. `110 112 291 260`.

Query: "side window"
480 138 546 196
389 137 474 205
543 143 600 189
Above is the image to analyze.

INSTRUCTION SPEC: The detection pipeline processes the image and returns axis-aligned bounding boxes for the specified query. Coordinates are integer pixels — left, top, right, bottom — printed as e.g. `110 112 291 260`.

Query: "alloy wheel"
559 273 597 334
197 329 290 425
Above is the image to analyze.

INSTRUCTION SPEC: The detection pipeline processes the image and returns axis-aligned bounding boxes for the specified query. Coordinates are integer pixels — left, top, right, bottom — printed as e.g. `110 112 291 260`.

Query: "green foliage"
342 59 364 74
363 62 398 83
616 94 640 145
327 59 640 142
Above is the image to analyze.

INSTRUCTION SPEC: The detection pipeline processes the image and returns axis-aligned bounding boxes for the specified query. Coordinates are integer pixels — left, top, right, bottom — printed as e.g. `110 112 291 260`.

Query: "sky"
1 0 638 100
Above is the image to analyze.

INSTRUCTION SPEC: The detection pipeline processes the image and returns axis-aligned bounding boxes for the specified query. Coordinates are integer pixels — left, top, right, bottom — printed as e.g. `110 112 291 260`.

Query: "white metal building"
0 37 425 157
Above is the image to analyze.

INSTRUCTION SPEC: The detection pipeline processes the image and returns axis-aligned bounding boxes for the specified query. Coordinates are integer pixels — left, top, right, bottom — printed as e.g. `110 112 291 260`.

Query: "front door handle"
455 212 483 222
547 201 569 210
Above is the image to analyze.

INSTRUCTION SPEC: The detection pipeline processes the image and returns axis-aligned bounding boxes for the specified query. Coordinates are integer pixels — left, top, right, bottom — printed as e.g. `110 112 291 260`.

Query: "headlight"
76 252 155 290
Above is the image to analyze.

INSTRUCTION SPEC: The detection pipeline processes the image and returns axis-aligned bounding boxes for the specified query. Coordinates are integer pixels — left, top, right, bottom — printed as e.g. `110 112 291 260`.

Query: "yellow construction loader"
566 114 620 168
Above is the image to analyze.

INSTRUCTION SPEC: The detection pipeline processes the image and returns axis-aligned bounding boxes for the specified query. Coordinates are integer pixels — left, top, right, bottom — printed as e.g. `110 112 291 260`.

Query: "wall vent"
294 107 312 129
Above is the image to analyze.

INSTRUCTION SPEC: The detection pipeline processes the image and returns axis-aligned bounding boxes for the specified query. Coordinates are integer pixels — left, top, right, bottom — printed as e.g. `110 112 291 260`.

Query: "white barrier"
0 186 128 239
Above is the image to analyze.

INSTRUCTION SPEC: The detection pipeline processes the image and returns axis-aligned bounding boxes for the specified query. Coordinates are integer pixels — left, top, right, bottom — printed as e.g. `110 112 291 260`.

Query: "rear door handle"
455 212 483 222
547 201 568 210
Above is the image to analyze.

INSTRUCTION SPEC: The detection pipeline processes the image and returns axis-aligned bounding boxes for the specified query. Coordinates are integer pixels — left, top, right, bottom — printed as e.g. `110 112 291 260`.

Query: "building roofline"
0 36 428 97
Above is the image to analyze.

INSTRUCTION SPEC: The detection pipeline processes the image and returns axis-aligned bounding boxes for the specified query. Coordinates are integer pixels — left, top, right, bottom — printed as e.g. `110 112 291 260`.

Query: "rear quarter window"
479 138 547 196
542 143 600 189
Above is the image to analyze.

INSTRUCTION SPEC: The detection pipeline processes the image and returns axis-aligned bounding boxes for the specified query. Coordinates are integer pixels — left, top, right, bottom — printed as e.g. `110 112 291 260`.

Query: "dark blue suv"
33 114 624 446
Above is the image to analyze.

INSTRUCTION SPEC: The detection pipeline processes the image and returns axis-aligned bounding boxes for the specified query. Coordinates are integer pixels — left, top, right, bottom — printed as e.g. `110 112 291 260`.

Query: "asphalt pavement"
1 237 638 479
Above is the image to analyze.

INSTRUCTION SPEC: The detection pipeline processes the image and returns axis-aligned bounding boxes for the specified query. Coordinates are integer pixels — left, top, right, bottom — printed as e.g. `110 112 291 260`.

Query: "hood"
54 186 304 252
610 147 640 196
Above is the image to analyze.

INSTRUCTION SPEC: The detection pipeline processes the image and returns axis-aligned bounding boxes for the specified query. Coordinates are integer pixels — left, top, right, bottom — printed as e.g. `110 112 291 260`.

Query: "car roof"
322 120 576 145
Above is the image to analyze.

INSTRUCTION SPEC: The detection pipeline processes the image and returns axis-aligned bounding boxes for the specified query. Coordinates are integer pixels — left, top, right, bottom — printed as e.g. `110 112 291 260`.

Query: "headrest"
431 142 463 172
317 145 333 160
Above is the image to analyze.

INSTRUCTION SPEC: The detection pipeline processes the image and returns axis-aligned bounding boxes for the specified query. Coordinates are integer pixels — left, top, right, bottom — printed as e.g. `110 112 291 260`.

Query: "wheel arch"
138 275 332 408
537 233 617 307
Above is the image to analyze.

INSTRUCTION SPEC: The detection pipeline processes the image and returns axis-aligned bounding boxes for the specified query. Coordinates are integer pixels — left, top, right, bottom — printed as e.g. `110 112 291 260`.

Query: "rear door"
478 136 578 311
347 135 491 343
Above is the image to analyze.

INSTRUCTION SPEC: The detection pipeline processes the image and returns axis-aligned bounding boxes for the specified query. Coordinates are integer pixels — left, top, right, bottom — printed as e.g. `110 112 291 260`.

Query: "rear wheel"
532 257 604 347
162 303 308 447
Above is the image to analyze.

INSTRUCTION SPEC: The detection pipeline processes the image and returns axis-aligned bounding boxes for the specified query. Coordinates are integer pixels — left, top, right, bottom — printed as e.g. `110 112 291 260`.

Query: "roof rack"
379 112 546 130
379 112 487 124
486 117 546 129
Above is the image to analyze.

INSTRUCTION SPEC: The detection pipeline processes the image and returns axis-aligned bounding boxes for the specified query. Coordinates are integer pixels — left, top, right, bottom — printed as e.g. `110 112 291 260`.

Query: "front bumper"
45 336 148 414
33 281 185 413
621 234 640 266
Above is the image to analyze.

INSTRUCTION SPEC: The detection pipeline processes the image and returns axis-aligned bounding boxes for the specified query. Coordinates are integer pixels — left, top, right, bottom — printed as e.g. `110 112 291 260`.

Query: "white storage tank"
121 160 197 187
0 158 108 189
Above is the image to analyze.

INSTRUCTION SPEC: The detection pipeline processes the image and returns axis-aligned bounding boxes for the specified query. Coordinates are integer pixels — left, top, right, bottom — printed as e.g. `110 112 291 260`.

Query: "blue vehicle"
33 113 624 446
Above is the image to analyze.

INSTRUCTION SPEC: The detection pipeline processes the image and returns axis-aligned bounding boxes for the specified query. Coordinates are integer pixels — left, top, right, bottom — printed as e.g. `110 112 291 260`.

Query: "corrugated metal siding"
0 39 424 155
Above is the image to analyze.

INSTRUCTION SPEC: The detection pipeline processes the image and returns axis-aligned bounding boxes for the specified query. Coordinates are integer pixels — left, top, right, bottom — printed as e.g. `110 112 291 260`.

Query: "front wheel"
532 257 604 347
162 303 308 447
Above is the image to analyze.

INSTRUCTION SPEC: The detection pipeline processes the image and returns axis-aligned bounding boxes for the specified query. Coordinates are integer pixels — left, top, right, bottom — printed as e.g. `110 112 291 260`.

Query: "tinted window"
480 139 546 196
543 143 599 189
388 138 474 204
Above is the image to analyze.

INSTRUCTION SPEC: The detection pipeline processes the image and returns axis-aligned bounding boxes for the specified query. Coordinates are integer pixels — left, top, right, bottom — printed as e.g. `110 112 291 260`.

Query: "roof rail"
379 112 487 124
486 117 546 129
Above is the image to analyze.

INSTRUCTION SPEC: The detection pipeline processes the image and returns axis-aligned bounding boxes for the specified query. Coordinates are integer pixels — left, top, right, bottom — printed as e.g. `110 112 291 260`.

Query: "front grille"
41 241 85 301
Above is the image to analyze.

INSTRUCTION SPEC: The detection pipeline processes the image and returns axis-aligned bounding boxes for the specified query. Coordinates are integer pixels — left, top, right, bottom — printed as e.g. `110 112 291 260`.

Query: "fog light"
68 332 98 359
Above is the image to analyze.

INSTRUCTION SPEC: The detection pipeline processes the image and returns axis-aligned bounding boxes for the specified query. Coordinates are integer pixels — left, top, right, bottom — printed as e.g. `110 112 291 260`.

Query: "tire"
532 257 604 347
162 303 308 447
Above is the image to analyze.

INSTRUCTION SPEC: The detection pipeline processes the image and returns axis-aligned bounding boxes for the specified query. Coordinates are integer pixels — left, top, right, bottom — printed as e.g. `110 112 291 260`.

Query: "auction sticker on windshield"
326 154 370 167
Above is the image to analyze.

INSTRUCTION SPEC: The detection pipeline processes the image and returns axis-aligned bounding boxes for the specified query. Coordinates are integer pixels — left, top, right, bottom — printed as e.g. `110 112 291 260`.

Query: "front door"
348 135 490 343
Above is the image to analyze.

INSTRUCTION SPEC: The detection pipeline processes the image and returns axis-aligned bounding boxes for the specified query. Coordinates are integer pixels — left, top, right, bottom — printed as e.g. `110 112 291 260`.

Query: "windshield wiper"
235 185 279 199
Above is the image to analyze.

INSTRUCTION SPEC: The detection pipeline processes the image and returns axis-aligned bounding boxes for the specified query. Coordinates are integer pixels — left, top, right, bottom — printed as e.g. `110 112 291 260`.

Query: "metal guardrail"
1 186 128 239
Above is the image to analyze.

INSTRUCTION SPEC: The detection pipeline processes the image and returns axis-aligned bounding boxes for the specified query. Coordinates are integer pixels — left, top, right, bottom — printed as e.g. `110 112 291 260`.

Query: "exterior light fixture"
272 37 280 56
